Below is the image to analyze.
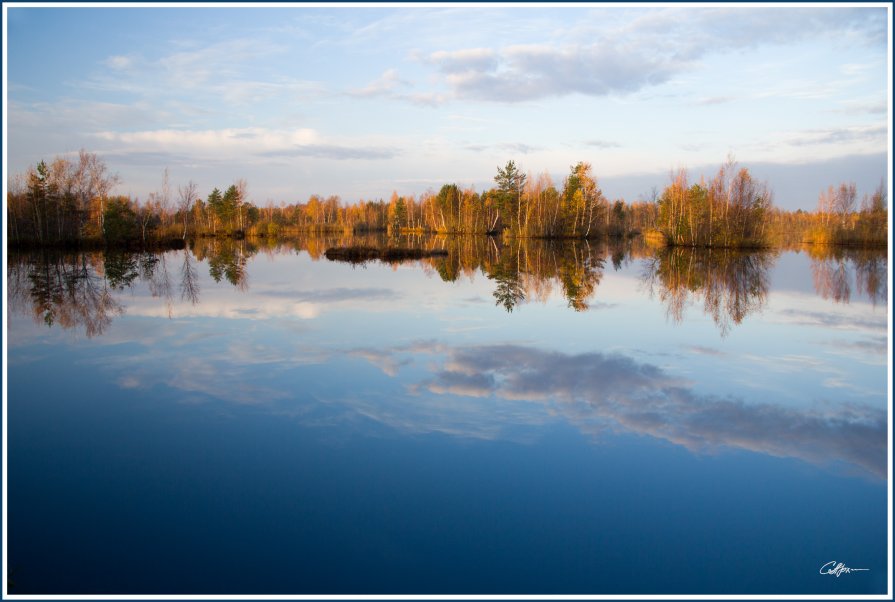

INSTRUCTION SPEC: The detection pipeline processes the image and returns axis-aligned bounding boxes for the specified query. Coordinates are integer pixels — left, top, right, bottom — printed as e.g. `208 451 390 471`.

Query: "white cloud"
87 38 328 110
118 375 141 389
5 6 888 205
427 48 497 74
424 42 681 103
104 54 135 70
128 298 321 321
94 127 319 154
91 127 400 162
414 7 885 104
347 68 409 98
401 91 449 107
123 285 404 322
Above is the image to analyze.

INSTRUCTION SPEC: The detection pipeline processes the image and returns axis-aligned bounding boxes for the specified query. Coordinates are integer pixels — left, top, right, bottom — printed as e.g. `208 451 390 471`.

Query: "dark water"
5 235 890 594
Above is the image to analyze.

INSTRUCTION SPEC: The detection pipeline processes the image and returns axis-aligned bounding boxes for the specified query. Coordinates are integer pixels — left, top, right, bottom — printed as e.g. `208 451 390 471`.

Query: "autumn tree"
72 149 119 237
658 160 772 247
436 184 461 232
178 181 198 239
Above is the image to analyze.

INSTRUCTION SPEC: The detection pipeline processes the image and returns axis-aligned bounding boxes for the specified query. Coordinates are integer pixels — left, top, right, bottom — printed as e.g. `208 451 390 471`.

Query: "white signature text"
819 561 869 577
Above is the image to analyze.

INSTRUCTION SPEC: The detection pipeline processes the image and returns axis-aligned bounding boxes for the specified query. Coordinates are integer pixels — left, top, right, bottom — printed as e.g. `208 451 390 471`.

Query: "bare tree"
160 168 172 226
72 149 119 236
817 185 835 225
138 196 158 243
833 182 857 227
178 180 198 238
235 178 249 231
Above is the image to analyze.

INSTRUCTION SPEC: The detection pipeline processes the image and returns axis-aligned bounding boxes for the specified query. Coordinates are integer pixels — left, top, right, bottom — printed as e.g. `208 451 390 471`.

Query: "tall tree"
222 185 240 231
207 188 223 234
494 160 527 232
177 181 198 239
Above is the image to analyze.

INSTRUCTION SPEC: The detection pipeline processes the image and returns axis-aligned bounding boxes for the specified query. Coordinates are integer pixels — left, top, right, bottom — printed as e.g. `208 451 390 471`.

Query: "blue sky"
5 4 890 209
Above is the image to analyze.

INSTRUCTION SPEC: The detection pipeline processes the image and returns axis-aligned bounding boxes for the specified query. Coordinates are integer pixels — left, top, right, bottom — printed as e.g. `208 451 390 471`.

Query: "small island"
324 246 449 263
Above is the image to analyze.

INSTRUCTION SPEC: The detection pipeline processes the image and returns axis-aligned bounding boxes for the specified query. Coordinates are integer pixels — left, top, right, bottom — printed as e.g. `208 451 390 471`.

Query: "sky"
4 4 891 210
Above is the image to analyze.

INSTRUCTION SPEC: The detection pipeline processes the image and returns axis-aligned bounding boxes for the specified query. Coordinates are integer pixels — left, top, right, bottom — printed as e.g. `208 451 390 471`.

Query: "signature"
820 561 869 577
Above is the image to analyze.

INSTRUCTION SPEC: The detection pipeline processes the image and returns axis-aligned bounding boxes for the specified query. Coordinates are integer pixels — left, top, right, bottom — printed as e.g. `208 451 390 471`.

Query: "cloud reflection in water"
356 342 886 480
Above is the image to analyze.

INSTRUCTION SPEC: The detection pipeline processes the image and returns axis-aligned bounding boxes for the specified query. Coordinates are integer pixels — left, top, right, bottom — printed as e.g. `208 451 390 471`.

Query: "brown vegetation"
7 152 886 250
324 246 449 263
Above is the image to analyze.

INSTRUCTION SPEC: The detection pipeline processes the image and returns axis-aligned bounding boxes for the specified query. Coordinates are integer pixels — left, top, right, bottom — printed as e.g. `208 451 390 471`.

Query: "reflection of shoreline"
7 237 889 337
352 342 887 481
805 245 888 306
641 247 776 336
7 251 123 338
7 250 201 337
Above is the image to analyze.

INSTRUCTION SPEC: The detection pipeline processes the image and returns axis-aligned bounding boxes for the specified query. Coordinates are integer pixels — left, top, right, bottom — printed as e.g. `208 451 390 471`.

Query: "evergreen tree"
494 160 526 231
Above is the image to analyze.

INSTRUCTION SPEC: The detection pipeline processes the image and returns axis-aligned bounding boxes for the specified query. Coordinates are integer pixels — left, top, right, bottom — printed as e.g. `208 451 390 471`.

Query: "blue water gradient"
6 244 889 594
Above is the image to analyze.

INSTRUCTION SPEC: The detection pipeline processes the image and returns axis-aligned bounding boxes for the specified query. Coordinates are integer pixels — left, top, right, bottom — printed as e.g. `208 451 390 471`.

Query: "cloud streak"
416 7 885 103
346 68 409 98
358 342 887 479
784 124 887 147
426 43 681 102
94 127 400 162
260 145 400 161
585 139 622 149
464 142 542 154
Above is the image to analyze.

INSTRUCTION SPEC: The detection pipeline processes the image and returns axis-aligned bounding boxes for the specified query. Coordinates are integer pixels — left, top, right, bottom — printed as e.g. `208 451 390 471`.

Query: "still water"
5 235 890 594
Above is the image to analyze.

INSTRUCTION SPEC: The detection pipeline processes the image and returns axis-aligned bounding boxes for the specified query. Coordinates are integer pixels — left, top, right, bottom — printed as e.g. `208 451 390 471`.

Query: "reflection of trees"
180 250 200 305
103 253 140 290
855 253 888 307
807 246 888 306
558 242 604 311
489 262 525 312
299 232 626 312
144 253 174 318
611 247 626 271
642 247 775 336
477 239 609 312
445 237 617 312
194 238 251 291
8 248 208 337
8 252 123 338
7 235 797 339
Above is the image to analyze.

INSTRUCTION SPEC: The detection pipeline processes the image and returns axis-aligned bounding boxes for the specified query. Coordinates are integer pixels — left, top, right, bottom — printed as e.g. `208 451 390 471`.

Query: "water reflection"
6 236 888 338
354 342 886 479
807 246 888 306
9 250 199 336
193 238 249 290
8 252 122 337
180 250 200 305
324 235 617 313
6 240 888 481
641 247 775 336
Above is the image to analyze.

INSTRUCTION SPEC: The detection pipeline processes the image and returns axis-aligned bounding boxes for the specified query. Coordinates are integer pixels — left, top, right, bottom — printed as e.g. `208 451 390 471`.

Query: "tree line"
6 150 887 249
788 180 887 246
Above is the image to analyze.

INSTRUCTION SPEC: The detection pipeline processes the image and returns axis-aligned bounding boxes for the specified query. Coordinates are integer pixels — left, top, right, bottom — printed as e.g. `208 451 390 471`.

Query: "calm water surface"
5 235 890 594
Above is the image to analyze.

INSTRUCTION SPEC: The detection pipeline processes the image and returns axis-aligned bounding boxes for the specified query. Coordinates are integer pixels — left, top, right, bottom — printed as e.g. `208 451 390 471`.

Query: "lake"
5 235 889 595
